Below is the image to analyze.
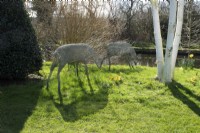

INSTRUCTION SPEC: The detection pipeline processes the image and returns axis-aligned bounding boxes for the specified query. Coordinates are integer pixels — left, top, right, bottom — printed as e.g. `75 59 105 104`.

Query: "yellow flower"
189 54 194 58
116 76 121 81
188 76 198 85
110 75 122 81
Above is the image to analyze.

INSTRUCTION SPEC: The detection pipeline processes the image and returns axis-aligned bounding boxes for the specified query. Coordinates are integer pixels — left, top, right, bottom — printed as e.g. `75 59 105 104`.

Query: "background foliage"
24 0 200 60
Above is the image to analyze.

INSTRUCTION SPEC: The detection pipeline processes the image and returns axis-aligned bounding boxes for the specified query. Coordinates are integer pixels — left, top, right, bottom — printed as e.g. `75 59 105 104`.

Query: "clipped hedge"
0 0 42 79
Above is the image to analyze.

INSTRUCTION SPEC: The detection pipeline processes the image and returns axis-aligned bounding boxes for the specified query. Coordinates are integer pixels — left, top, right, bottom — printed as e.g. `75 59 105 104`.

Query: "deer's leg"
84 64 93 93
75 63 79 77
130 62 134 69
46 61 57 90
84 64 89 82
57 63 65 105
100 57 105 68
128 58 133 69
132 60 136 68
128 61 132 69
128 56 134 69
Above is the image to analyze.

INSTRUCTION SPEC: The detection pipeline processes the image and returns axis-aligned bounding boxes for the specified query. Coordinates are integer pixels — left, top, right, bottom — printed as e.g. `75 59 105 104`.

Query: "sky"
24 0 200 18
24 0 151 18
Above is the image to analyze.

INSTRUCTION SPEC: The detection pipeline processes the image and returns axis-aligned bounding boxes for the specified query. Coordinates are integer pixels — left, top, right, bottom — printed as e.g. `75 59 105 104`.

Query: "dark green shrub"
0 0 42 79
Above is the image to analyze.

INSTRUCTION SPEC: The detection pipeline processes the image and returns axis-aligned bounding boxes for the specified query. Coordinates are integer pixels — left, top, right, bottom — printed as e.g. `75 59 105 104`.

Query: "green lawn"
0 63 200 133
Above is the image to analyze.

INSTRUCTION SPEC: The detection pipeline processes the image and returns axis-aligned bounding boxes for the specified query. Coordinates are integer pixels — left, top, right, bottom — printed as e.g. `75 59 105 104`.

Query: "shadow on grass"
0 79 43 133
51 77 109 122
168 80 200 116
48 65 143 122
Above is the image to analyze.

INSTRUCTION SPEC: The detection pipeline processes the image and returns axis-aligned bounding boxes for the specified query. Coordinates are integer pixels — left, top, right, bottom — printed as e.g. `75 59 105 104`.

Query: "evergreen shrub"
0 0 42 79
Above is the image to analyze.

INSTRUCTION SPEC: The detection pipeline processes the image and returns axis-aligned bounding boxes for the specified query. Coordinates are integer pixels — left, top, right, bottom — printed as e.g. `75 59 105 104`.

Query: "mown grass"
0 62 200 133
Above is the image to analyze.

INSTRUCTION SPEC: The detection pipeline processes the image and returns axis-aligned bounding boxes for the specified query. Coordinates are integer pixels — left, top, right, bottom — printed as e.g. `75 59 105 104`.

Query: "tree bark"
150 0 164 81
171 0 185 78
163 0 177 83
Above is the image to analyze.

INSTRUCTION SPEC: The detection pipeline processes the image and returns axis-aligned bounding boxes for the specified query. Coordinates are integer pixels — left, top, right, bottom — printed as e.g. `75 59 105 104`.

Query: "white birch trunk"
163 0 177 83
171 0 185 78
150 0 164 81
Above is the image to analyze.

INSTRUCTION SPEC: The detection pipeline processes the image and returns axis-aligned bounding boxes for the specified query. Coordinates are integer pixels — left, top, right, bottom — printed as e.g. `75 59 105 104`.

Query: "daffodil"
189 54 194 58
116 76 121 81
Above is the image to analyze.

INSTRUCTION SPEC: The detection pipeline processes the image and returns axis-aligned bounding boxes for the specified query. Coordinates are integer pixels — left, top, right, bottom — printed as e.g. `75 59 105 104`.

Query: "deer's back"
55 43 93 63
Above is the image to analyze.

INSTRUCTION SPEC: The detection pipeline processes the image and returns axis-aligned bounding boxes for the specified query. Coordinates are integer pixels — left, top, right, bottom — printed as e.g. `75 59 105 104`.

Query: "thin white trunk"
151 0 164 81
171 0 185 78
163 0 177 83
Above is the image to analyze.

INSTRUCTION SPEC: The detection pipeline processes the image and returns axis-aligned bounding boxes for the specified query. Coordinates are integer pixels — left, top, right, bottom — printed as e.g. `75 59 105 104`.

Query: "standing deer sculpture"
46 43 102 104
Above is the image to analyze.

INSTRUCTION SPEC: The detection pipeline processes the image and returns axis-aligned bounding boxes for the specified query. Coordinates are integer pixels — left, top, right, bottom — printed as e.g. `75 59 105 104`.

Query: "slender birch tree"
163 0 177 83
150 0 185 83
150 0 164 81
171 0 185 79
